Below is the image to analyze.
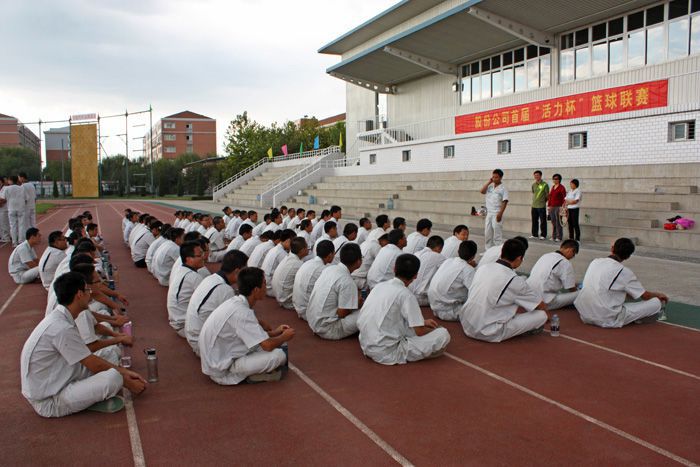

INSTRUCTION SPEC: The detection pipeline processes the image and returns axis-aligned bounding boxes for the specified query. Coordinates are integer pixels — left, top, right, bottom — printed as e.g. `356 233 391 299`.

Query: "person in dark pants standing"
565 179 582 242
548 174 566 242
530 170 549 240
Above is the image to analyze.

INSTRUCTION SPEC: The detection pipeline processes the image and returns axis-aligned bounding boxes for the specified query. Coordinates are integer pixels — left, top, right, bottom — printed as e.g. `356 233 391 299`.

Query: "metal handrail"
262 146 342 191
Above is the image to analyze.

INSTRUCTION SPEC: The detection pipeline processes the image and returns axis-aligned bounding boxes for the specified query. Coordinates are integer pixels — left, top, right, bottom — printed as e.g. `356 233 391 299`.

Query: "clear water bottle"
550 314 560 337
145 348 159 383
122 321 132 337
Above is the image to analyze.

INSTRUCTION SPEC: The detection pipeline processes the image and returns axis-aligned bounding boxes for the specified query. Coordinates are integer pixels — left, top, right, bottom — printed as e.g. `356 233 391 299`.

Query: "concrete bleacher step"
617 218 661 228
634 200 680 211
595 234 639 246
655 185 698 194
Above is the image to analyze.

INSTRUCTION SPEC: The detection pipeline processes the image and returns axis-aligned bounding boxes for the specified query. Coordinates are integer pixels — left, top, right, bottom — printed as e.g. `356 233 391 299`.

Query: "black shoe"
525 325 545 335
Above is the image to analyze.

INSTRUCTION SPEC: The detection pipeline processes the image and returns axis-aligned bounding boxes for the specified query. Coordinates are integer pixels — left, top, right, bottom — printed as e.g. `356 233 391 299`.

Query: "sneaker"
528 235 536 239
87 396 125 413
539 236 546 240
245 369 283 384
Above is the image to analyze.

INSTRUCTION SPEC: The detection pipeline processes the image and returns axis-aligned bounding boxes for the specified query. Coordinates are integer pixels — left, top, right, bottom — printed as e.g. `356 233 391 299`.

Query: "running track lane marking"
444 352 698 467
660 321 700 333
289 363 414 467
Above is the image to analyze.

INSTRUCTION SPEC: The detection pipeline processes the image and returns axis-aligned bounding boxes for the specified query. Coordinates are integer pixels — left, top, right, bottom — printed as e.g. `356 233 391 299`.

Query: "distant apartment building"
44 126 70 163
295 113 346 128
0 113 40 155
144 110 216 161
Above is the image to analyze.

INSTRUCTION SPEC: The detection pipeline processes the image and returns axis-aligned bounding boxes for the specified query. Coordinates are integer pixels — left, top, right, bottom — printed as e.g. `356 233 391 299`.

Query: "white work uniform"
428 257 475 321
298 230 312 249
39 246 67 290
123 221 135 244
128 224 145 250
306 263 360 340
311 219 326 242
131 230 155 263
173 218 182 228
352 239 381 289
145 235 166 272
167 264 204 336
242 218 256 229
526 251 578 309
248 240 274 268
179 219 192 231
408 249 446 306
441 236 462 259
169 257 211 283
20 306 123 418
74 309 121 366
358 278 451 365
0 185 11 242
206 227 226 263
199 295 286 385
271 253 303 308
1 184 25 246
574 257 661 328
196 224 207 236
356 227 369 245
477 245 502 270
22 182 37 232
224 217 241 239
367 244 402 289
484 183 509 249
226 235 246 252
367 226 388 243
239 236 262 258
252 222 272 236
459 261 546 342
262 244 288 296
8 240 39 284
313 233 332 256
289 216 303 230
185 272 235 355
293 256 328 320
152 240 180 286
404 232 428 254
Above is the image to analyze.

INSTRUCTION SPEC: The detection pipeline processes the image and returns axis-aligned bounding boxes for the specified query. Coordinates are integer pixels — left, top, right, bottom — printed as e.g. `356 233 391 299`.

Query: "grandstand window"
369 154 377 164
443 145 455 159
402 150 411 162
669 120 695 141
497 140 511 154
568 132 588 149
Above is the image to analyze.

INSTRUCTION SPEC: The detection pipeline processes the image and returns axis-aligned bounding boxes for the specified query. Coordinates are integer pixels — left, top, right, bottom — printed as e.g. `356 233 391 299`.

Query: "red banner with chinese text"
455 79 668 134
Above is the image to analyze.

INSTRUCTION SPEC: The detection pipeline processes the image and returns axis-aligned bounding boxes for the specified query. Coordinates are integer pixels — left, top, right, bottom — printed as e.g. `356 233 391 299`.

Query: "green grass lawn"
36 203 55 215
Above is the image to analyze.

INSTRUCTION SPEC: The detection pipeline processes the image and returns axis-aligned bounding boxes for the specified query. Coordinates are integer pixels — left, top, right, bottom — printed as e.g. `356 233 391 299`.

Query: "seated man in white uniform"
293 240 334 321
441 224 470 258
574 238 668 328
223 209 242 240
123 211 139 244
262 229 296 297
252 213 273 237
289 208 304 230
226 223 253 252
459 239 548 342
311 209 331 243
199 267 296 384
358 253 451 365
404 218 432 254
296 219 313 249
21 272 146 417
186 250 248 355
313 221 338 255
332 223 358 259
167 241 205 337
152 227 185 286
306 242 363 340
526 239 580 310
249 230 278 268
408 235 446 306
367 229 406 289
205 216 227 263
477 236 528 270
39 230 68 290
428 240 478 321
352 233 389 290
8 227 41 284
367 214 391 243
132 220 161 268
146 223 170 273
272 237 308 309
356 217 371 245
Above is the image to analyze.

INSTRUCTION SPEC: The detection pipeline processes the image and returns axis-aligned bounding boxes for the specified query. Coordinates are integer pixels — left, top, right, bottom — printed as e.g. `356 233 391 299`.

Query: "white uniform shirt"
167 265 204 331
173 218 182 228
441 236 462 259
404 232 428 254
307 263 358 334
199 295 270 384
75 308 100 344
1 184 25 211
239 236 262 257
224 217 241 239
311 219 326 242
131 230 155 262
39 246 67 289
206 227 225 253
9 240 37 277
367 227 387 243
0 186 7 212
574 258 646 327
169 257 211 283
290 216 302 230
179 219 192 231
146 236 166 272
20 306 92 402
428 257 475 310
408 249 445 298
23 182 36 208
248 240 274 268
293 256 328 320
357 278 425 364
352 240 381 283
123 221 135 244
485 184 509 214
225 235 246 252
298 230 312 249
252 222 271 236
526 252 576 303
261 244 287 292
242 219 256 229
271 253 303 306
313 233 332 255
128 224 146 249
367 244 402 289
477 245 502 269
185 272 235 351
565 188 582 209
152 240 180 285
196 224 207 236
460 262 540 338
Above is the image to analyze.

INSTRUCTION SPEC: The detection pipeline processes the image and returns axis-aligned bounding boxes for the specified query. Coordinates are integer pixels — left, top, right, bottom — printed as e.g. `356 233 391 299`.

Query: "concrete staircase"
282 164 700 251
220 166 300 207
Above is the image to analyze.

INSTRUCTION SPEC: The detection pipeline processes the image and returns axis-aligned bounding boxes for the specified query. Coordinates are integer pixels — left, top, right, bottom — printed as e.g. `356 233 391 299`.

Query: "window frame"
369 153 377 164
669 120 696 141
568 132 588 149
497 139 512 154
401 150 411 162
443 145 455 159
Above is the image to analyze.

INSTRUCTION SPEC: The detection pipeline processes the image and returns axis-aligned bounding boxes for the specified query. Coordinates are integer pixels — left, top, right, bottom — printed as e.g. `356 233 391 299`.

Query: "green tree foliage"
52 179 59 198
42 160 71 182
0 147 41 179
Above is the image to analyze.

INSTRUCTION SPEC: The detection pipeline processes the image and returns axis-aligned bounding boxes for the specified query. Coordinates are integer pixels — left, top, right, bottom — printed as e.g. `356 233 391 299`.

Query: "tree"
0 147 41 180
176 175 184 196
52 179 59 198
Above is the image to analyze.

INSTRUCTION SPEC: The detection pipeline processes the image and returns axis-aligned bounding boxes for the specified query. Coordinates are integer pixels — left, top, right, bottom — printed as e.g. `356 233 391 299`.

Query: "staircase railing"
262 146 342 193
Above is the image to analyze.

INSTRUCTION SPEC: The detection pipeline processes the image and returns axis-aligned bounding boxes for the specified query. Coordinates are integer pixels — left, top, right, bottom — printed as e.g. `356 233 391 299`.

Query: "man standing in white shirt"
527 240 580 310
39 231 68 290
306 243 363 340
19 172 36 231
358 254 450 365
367 229 406 289
574 238 667 327
480 169 509 249
0 176 11 243
404 218 432 254
428 240 477 321
441 225 470 258
408 236 446 306
8 227 41 284
167 241 206 337
1 175 25 246
293 240 334 321
272 237 308 308
199 267 295 384
459 239 547 342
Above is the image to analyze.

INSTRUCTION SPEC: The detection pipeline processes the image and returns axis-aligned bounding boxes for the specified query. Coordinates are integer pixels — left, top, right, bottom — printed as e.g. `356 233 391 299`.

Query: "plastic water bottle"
550 314 560 337
122 321 132 337
145 348 159 383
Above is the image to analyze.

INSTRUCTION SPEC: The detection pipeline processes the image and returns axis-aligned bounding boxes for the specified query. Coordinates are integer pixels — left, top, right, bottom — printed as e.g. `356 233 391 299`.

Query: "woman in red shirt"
548 174 566 241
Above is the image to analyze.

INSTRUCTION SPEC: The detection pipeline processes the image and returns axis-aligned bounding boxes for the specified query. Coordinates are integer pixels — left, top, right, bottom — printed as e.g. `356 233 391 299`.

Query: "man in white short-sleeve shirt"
441 225 470 259
19 173 36 233
293 240 334 321
8 228 41 284
428 240 477 321
404 219 432 254
272 237 308 308
367 215 390 243
460 239 547 342
526 240 579 310
226 224 252 252
574 238 667 328
199 268 295 385
480 169 509 249
408 236 446 306
358 253 450 365
39 231 68 290
262 231 294 297
0 176 25 246
477 236 528 270
167 242 205 336
306 243 363 340
205 216 227 263
367 229 406 289
351 234 387 290
152 230 184 286
131 221 160 267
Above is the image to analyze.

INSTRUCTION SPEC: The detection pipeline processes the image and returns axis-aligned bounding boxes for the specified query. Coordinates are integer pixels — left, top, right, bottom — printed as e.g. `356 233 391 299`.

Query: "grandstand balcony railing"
356 116 454 148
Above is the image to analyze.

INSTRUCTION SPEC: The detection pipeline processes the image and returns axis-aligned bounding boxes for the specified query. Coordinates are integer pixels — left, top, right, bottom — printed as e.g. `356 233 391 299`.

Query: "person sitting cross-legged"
428 240 478 321
408 235 446 306
366 229 406 289
358 253 451 365
8 227 42 284
272 237 308 309
526 239 580 310
167 241 205 337
293 240 334 321
20 272 146 417
199 267 295 384
39 230 68 290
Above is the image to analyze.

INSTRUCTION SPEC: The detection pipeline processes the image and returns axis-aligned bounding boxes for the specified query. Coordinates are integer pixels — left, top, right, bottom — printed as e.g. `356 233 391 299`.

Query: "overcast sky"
0 0 395 160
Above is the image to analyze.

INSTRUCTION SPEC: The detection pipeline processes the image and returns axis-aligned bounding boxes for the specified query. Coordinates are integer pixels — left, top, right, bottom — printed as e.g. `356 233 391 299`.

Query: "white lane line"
547 331 700 382
0 285 23 318
123 389 147 467
660 321 700 333
289 363 414 467
444 352 697 467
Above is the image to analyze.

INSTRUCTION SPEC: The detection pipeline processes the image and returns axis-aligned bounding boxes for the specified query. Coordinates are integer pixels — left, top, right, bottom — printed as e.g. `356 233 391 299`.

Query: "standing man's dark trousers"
531 208 547 238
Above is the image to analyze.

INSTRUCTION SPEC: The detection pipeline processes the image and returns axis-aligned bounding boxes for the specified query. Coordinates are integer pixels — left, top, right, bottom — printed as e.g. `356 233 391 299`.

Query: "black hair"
259 230 274 241
613 238 636 261
48 230 64 245
376 214 389 227
493 169 504 177
222 206 231 213
378 233 389 244
339 242 361 266
263 213 271 222
67 231 82 245
247 210 256 217
279 229 296 243
359 217 370 228
571 178 580 188
426 235 444 250
316 240 335 259
239 224 253 236
512 236 529 251
25 227 40 240
343 223 358 237
71 263 95 284
330 205 342 215
395 254 420 280
290 237 308 255
320 209 331 218
299 219 311 230
387 229 405 245
54 272 87 306
237 267 265 296
416 218 432 232
167 227 185 241
560 239 580 254
453 224 469 235
73 241 96 255
86 223 98 232
180 241 201 263
392 217 406 229
150 220 163 232
221 250 248 273
184 231 201 242
458 240 478 262
69 253 95 270
534 170 542 175
19 171 28 179
307 210 315 216
324 221 337 234
553 173 562 181
212 216 223 225
500 238 526 262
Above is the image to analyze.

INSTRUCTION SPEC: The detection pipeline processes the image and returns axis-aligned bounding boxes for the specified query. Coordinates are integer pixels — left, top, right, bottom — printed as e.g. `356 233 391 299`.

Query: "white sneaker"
528 235 536 239
539 236 546 240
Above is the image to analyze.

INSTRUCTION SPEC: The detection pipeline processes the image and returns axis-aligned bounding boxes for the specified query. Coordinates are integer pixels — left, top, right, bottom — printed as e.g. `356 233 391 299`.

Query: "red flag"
281 144 288 156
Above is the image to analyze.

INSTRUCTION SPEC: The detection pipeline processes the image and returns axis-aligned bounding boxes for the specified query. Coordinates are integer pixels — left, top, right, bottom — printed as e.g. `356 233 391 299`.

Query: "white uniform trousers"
580 298 662 328
314 311 360 340
484 213 503 250
21 208 35 235
433 304 461 322
29 367 123 418
416 294 429 307
8 210 24 246
94 345 122 366
208 250 226 263
472 310 548 343
210 348 286 385
366 327 451 365
0 210 10 242
11 266 40 285
546 290 579 310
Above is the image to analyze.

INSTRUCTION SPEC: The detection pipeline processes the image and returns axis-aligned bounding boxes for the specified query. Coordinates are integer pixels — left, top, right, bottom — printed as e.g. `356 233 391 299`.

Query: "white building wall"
346 82 376 158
